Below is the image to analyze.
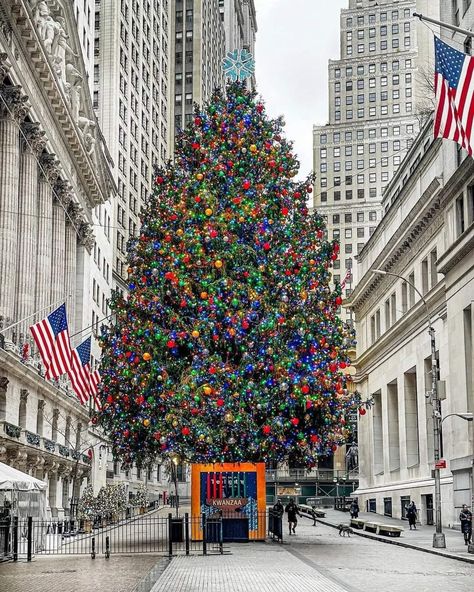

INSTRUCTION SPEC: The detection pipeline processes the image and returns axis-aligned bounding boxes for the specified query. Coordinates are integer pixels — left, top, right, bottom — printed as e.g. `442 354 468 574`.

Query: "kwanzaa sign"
206 497 248 509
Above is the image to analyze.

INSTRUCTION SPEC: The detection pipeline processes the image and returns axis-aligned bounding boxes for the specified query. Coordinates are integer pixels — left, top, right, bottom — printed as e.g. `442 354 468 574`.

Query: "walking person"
406 501 418 530
459 504 472 546
285 498 301 535
350 500 359 519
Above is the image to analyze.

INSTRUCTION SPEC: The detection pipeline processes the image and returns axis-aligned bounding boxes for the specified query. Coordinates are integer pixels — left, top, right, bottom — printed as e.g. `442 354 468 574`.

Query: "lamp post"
372 269 445 548
440 413 474 553
170 454 179 518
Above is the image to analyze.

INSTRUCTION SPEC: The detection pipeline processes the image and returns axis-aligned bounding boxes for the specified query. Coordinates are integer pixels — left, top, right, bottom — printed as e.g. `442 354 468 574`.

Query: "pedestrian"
350 499 359 519
311 504 317 526
285 498 301 535
273 499 284 517
459 504 472 546
406 501 417 530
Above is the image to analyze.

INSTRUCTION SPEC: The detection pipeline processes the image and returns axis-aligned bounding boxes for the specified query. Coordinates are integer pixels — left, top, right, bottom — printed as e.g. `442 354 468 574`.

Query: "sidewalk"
319 507 474 564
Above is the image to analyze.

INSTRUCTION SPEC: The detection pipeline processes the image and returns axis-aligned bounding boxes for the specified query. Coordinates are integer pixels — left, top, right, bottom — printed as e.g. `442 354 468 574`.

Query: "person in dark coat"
459 504 472 545
273 499 284 517
285 499 301 535
350 500 359 519
406 501 417 530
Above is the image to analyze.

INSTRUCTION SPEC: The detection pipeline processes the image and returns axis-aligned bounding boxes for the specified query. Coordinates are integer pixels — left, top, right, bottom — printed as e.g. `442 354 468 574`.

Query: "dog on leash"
338 523 353 537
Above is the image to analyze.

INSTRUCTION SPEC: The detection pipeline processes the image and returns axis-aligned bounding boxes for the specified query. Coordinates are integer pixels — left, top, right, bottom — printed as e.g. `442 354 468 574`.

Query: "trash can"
171 517 183 542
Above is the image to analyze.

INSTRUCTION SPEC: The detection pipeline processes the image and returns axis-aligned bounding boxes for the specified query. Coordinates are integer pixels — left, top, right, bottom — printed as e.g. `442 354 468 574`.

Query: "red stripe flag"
68 338 92 405
30 304 72 379
89 369 102 411
434 37 474 155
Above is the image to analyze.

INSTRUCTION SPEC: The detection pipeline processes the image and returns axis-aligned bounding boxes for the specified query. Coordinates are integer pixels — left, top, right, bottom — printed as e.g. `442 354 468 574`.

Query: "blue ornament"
223 49 255 82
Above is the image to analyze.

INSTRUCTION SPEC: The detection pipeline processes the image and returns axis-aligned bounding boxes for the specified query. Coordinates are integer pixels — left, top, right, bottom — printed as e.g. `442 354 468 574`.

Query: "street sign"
435 459 447 469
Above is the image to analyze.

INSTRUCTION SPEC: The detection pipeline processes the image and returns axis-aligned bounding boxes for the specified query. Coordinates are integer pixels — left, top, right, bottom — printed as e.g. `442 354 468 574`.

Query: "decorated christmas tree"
97 81 358 468
78 485 96 520
131 484 150 509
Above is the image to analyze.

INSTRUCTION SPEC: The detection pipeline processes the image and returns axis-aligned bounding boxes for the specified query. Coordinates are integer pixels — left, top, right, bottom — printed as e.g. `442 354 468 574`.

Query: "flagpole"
413 12 474 38
0 295 72 333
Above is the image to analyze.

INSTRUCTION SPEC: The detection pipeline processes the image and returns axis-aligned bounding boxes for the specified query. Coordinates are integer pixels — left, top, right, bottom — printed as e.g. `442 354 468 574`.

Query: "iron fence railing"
0 510 283 561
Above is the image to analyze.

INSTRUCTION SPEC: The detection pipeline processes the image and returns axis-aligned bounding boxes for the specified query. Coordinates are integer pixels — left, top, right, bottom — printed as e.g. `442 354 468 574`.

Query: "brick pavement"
151 544 351 592
0 554 167 592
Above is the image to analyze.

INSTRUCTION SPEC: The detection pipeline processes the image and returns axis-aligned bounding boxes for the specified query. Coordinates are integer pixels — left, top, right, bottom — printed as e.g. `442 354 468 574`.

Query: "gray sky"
254 0 347 179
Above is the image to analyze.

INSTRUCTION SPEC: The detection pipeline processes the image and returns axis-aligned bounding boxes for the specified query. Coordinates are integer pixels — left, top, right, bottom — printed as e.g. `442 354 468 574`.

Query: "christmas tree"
78 485 96 520
131 484 150 509
97 82 358 468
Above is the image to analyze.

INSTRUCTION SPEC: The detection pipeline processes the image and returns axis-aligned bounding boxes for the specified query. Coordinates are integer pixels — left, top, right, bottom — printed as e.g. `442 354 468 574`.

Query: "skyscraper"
313 0 438 316
219 0 258 87
94 0 172 293
171 0 226 147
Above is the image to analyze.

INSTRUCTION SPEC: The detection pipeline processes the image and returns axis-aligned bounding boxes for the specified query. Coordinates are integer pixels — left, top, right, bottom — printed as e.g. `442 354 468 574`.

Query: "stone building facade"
0 0 114 518
347 119 474 527
313 0 440 318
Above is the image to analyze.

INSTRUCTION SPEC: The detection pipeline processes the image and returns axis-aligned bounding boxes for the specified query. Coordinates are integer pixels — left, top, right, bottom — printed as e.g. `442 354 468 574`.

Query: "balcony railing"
3 422 21 439
265 468 358 482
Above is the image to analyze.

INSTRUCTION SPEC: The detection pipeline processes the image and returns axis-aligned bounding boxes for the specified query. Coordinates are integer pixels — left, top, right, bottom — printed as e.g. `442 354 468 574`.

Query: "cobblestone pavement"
151 520 473 592
0 554 166 592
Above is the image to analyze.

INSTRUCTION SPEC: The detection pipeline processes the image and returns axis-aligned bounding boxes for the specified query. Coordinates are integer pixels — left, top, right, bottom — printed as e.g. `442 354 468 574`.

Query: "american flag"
89 368 102 411
30 304 72 379
340 268 352 290
434 37 474 155
68 337 92 405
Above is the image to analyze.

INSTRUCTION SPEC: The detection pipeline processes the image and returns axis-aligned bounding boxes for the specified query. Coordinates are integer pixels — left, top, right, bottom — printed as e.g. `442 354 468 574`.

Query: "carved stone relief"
0 84 29 121
20 121 47 155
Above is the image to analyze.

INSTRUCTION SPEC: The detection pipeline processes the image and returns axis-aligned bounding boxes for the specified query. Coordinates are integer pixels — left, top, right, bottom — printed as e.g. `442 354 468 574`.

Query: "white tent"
0 462 47 520
0 462 46 492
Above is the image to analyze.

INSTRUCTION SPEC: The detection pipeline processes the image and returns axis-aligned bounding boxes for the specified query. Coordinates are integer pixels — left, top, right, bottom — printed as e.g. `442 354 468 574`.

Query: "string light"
96 82 360 468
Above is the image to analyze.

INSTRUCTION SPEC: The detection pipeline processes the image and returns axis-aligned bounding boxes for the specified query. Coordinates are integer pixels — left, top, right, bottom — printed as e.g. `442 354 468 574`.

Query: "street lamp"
440 413 474 553
170 454 180 518
372 269 445 548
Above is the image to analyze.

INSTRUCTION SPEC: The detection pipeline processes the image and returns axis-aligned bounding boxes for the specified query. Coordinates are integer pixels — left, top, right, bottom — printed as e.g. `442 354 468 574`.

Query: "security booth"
191 462 266 542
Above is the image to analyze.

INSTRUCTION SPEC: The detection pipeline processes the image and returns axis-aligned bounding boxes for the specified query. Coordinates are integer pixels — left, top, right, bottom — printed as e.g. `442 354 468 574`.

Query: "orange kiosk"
191 462 266 541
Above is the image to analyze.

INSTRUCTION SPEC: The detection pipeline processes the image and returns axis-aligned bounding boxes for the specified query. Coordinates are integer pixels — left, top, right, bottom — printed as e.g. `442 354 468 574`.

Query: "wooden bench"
350 518 366 529
363 521 379 533
376 524 403 537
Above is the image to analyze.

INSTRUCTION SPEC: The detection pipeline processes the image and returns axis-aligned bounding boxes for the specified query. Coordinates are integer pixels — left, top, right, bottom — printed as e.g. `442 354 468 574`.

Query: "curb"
317 518 474 565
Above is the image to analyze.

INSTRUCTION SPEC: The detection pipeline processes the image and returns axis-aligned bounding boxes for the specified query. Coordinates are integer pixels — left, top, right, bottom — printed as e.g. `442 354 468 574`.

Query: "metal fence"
0 510 283 561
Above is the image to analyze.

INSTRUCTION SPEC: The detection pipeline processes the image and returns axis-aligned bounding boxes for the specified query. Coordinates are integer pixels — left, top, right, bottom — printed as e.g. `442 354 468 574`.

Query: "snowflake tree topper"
223 49 255 82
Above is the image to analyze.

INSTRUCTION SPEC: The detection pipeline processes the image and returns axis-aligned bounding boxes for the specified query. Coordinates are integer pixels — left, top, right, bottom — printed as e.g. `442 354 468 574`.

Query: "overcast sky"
254 0 348 179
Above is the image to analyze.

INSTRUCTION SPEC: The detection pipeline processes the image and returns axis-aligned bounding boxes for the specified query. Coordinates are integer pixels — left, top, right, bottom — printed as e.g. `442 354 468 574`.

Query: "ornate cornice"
78 221 95 252
0 83 29 120
20 121 46 155
6 0 113 207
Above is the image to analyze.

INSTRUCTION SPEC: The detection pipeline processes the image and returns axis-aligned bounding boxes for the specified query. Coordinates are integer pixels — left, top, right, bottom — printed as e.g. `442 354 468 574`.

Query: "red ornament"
156 176 164 184
335 296 343 306
153 431 161 440
359 407 367 416
192 142 200 150
194 196 201 203
181 426 190 436
310 434 319 443
210 230 218 238
209 366 217 374
256 104 264 113
167 339 176 348
263 242 271 251
216 398 224 407
242 180 251 190
294 191 301 200
329 363 337 373
306 186 313 193
301 385 310 394
242 320 249 330
194 117 202 125
262 425 271 435
281 207 289 216
291 418 299 426
87 448 93 459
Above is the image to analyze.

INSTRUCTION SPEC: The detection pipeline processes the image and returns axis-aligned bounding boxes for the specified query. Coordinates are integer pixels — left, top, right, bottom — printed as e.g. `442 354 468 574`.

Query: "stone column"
50 180 71 306
0 85 29 325
36 154 60 312
16 123 46 323
76 221 95 334
64 204 81 335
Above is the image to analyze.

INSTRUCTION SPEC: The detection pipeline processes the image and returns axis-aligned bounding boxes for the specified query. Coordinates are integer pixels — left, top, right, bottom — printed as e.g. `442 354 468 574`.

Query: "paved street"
149 517 473 592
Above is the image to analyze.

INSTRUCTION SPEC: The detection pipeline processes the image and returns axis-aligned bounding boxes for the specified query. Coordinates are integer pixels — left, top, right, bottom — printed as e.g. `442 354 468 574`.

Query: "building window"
369 211 377 221
345 213 352 223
